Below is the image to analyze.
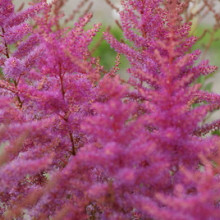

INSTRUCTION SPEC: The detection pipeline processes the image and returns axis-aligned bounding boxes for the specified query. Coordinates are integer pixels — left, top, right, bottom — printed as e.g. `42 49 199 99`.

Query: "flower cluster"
0 0 220 219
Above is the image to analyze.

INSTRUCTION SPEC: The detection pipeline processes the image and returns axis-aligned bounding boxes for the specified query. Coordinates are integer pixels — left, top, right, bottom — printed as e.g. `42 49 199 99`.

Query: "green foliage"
192 25 220 92
212 130 220 136
193 26 220 51
89 26 128 70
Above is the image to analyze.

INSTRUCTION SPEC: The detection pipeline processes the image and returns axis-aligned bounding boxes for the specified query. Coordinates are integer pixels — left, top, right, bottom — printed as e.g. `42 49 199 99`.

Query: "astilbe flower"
1 0 220 219
0 0 102 218
0 0 55 215
25 0 220 219
101 0 220 218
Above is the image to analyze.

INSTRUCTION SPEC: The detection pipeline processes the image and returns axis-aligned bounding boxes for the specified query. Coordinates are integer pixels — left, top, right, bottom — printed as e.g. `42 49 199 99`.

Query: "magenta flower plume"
0 0 220 219
0 0 102 218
